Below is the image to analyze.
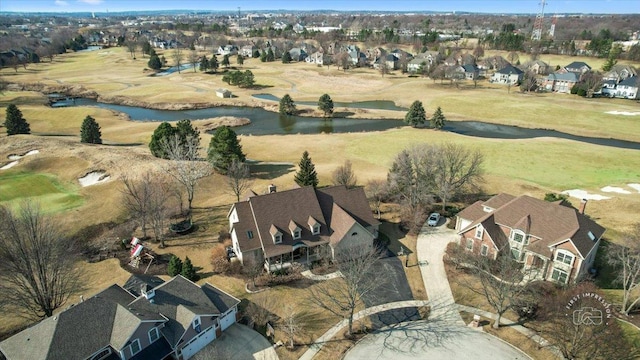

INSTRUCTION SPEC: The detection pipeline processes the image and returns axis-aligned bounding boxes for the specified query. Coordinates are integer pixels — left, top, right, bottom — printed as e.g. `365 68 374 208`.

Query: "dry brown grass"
483 320 558 360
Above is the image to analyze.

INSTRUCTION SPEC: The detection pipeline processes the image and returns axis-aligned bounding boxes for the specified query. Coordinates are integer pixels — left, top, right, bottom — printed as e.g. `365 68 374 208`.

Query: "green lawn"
0 171 84 213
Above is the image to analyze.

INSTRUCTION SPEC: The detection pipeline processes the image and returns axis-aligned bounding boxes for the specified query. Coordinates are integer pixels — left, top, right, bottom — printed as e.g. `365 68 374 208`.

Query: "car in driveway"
427 212 440 226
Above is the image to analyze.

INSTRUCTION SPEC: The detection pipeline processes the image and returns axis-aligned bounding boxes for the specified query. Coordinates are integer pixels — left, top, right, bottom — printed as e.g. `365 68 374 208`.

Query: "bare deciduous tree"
365 179 387 219
125 40 137 59
453 247 535 329
308 245 385 336
331 160 357 188
226 159 252 203
243 257 264 290
187 49 199 72
120 172 155 239
607 224 640 315
278 303 306 348
244 292 277 329
148 175 174 248
433 143 484 211
0 202 82 319
172 47 183 73
160 134 212 215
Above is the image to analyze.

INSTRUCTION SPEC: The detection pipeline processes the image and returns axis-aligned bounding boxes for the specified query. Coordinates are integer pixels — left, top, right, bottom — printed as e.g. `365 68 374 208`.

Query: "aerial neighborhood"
1 2 640 360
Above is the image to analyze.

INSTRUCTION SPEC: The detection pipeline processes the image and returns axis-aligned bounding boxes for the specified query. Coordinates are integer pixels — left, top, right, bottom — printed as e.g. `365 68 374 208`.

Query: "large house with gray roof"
228 185 380 272
455 193 605 284
0 276 240 360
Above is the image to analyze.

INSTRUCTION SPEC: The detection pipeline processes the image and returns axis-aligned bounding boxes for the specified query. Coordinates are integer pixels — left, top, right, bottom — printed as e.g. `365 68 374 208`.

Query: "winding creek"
56 98 640 150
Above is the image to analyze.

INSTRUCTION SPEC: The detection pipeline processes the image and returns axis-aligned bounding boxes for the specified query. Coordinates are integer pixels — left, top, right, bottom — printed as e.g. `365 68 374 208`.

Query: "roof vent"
588 231 596 241
268 184 277 193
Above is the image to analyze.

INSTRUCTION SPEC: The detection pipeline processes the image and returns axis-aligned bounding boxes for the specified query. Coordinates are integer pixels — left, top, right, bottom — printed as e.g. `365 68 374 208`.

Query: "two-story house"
604 75 640 99
562 61 591 75
0 276 240 360
228 185 379 272
490 64 524 85
455 193 605 284
544 72 580 93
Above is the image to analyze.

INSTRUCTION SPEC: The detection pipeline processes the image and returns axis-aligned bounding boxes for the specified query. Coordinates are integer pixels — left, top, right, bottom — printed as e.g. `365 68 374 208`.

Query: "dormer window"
475 225 483 239
308 216 320 235
270 224 283 244
289 220 301 240
193 317 201 333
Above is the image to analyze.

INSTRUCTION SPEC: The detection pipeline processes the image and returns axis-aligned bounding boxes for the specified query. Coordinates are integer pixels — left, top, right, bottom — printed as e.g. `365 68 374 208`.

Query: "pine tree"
149 122 177 159
199 56 209 72
222 54 230 68
267 48 275 62
4 104 30 135
210 55 219 73
404 100 426 128
430 106 446 130
237 54 244 66
207 126 246 174
167 255 183 277
279 94 296 115
80 115 102 144
294 151 319 188
148 53 162 70
318 94 334 117
282 51 292 63
181 256 197 281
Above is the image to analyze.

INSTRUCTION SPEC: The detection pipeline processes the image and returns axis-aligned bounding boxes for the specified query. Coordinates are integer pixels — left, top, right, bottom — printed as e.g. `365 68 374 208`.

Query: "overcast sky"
1 0 639 14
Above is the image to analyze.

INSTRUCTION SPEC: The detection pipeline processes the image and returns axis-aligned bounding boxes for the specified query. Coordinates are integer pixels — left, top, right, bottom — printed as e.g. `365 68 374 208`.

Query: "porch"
265 243 328 272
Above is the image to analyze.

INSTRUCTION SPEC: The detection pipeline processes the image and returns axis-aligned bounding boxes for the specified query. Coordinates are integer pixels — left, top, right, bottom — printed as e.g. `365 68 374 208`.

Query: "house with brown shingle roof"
455 193 605 284
228 185 380 272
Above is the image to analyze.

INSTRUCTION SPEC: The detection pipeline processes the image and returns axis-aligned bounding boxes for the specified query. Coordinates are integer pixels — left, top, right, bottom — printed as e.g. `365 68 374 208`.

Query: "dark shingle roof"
565 61 590 70
619 76 639 87
123 274 165 297
496 64 524 75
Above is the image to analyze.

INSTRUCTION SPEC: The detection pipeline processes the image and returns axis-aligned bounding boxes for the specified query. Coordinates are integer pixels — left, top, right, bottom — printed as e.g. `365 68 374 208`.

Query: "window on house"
512 232 524 243
312 224 320 235
481 244 488 256
129 339 141 356
193 317 201 333
551 268 569 284
274 234 282 243
148 327 160 343
466 238 474 251
247 230 253 239
475 226 483 239
293 230 301 240
555 252 574 265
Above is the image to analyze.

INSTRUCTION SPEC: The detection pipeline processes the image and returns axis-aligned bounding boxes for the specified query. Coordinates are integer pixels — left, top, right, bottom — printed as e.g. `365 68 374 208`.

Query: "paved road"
416 220 464 325
193 323 278 360
343 320 532 360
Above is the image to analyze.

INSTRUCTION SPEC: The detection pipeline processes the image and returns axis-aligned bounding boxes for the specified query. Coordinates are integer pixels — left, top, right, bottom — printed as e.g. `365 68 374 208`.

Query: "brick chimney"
579 199 587 214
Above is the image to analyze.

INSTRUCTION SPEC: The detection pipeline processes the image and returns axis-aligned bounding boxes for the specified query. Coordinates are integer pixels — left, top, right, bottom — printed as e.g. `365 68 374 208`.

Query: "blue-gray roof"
565 61 591 70
496 64 523 75
619 76 639 87
546 72 579 82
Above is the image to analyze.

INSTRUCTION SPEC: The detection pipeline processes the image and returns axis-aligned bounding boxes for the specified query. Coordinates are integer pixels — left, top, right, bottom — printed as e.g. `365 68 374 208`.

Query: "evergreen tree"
237 54 244 66
199 56 209 72
253 49 261 58
266 48 275 62
149 122 177 159
148 53 162 70
4 104 30 135
318 94 334 117
167 255 183 277
260 51 267 62
282 51 292 63
176 119 200 155
294 151 319 188
430 106 446 130
210 55 219 73
404 100 426 127
207 126 246 174
80 115 102 144
279 94 296 115
240 70 255 88
181 256 197 281
222 54 230 68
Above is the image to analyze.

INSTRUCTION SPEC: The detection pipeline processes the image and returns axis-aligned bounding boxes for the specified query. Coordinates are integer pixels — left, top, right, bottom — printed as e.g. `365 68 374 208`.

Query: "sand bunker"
628 184 640 193
8 149 39 160
0 161 19 170
601 186 632 194
605 111 640 116
79 171 111 187
562 189 611 200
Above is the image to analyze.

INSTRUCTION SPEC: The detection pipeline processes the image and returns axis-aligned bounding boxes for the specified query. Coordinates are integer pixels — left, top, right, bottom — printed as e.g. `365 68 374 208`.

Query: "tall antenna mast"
532 0 546 41
549 14 557 39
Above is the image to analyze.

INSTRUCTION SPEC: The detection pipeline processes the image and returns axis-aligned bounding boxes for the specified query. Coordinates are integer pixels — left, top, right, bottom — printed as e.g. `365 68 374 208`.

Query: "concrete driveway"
193 323 278 360
343 320 532 360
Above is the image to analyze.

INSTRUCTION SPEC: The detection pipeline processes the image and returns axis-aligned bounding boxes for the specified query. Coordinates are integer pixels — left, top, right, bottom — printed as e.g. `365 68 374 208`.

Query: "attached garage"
180 326 216 360
219 308 237 331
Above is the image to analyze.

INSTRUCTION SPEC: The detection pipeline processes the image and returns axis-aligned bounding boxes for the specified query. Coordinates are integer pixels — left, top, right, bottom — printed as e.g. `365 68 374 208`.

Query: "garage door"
220 309 236 331
180 326 216 360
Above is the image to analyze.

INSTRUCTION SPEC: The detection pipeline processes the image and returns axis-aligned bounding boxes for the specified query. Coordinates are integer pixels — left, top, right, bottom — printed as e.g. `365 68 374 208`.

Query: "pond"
56 98 640 150
252 93 408 111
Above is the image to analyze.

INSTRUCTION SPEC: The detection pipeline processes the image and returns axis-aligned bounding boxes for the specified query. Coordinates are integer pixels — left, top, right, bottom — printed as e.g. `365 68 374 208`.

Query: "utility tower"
531 0 546 41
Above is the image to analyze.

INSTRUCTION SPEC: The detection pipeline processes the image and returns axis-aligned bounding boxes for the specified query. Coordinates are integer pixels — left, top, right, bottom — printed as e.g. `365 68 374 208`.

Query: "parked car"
427 212 440 226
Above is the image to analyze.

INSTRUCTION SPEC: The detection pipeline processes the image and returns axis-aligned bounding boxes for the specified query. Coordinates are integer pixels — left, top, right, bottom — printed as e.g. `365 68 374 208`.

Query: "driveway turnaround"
343 320 532 360
193 323 278 360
